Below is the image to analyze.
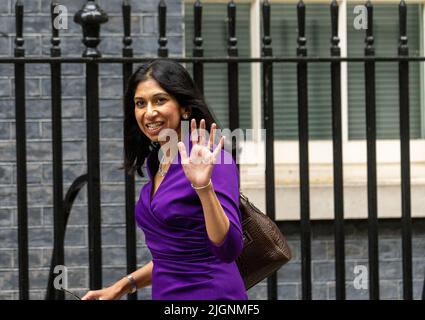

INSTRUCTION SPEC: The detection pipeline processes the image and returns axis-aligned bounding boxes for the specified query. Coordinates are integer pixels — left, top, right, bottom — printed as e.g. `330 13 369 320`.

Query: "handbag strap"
239 192 249 202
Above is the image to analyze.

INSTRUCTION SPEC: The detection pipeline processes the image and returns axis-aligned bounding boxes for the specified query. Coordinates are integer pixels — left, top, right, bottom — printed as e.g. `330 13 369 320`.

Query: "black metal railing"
1 0 424 300
329 0 344 301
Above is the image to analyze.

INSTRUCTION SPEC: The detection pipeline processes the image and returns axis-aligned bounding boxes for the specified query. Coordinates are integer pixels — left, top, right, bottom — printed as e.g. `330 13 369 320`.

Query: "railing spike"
158 0 168 57
262 0 272 57
297 0 306 55
14 0 24 56
74 0 109 58
122 0 132 49
50 1 61 52
330 0 339 51
227 0 237 55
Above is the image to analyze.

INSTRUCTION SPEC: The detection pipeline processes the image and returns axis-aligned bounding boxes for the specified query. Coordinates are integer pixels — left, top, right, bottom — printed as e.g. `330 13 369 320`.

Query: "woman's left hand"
177 118 224 189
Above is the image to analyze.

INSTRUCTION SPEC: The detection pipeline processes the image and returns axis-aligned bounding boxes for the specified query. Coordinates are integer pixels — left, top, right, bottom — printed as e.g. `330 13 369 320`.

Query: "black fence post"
261 0 278 301
74 0 108 291
158 0 168 57
122 0 138 301
330 0 345 301
364 0 379 300
49 0 65 301
14 0 29 300
398 0 413 300
227 0 240 170
193 0 204 94
296 0 312 301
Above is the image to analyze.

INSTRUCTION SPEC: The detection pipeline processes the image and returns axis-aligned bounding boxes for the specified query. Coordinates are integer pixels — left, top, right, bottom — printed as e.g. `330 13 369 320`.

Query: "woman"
82 59 247 300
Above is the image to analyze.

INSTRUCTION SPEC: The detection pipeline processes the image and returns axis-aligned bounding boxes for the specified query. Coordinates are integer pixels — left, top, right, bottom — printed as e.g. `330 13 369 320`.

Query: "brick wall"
0 0 182 300
248 220 425 300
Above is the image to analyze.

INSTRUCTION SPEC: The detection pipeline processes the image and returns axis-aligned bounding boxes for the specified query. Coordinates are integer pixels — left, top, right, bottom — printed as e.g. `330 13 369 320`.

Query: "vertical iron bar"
158 0 168 57
398 0 412 300
330 0 345 301
122 0 137 300
423 271 425 299
262 0 277 301
86 62 102 290
14 0 29 300
50 1 65 300
364 0 379 300
227 0 240 171
74 1 108 290
297 0 312 300
193 0 204 94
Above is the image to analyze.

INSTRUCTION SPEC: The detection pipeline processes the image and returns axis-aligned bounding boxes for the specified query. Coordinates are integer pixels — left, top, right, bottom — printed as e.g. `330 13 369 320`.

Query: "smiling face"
134 78 187 145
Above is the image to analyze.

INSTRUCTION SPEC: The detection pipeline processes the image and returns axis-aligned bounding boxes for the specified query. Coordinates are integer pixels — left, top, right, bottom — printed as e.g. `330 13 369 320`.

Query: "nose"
144 102 158 119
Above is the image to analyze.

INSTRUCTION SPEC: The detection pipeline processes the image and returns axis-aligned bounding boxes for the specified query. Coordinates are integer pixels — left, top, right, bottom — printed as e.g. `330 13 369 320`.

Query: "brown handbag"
236 192 292 290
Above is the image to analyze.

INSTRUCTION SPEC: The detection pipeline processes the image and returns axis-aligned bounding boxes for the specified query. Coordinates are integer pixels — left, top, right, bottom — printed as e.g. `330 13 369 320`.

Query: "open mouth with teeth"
145 121 165 134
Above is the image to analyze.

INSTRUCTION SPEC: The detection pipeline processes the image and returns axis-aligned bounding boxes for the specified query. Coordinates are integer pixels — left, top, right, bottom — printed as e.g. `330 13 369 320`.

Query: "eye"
156 97 166 104
135 100 145 108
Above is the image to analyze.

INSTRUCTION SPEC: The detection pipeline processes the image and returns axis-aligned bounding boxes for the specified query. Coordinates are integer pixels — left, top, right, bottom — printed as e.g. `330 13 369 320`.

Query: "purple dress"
135 136 248 300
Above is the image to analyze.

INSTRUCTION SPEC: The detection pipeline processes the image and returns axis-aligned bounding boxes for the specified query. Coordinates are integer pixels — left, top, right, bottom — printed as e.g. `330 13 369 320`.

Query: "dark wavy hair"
123 59 222 178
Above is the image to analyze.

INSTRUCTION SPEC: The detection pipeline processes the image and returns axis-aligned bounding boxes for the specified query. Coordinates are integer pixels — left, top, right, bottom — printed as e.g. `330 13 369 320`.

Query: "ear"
180 106 192 117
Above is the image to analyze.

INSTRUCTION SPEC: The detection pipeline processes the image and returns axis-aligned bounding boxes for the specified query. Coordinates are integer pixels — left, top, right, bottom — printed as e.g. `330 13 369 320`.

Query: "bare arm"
196 182 230 246
195 178 244 263
177 119 243 263
82 260 153 300
113 260 154 296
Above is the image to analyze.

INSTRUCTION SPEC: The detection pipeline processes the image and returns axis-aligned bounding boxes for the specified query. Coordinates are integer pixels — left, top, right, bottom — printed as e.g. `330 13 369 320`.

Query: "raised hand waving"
177 118 224 189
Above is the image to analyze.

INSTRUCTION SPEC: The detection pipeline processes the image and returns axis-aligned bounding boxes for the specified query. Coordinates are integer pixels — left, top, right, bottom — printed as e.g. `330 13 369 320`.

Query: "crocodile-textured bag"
236 192 292 290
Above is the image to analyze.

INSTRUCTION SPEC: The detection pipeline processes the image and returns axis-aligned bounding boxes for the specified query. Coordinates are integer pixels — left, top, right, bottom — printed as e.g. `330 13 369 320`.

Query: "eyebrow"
134 93 169 100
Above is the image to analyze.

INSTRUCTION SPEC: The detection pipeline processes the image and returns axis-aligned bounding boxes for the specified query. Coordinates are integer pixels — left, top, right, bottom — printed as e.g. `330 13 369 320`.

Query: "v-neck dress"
135 136 248 300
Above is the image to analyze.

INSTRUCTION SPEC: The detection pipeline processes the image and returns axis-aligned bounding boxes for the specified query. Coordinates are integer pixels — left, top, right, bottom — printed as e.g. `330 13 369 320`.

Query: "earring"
182 113 190 120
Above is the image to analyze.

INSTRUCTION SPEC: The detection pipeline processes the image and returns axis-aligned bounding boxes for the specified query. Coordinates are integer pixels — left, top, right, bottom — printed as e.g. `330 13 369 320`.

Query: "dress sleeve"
207 149 244 263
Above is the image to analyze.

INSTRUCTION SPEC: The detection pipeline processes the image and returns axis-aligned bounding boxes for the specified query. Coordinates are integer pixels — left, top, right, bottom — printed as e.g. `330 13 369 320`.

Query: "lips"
145 121 165 135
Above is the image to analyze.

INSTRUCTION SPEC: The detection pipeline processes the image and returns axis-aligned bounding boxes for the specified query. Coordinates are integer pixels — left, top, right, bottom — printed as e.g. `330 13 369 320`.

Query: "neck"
159 143 178 166
158 128 184 164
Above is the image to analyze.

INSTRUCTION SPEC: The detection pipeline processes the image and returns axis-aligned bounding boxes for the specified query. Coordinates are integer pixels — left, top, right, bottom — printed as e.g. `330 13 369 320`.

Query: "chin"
145 134 158 142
